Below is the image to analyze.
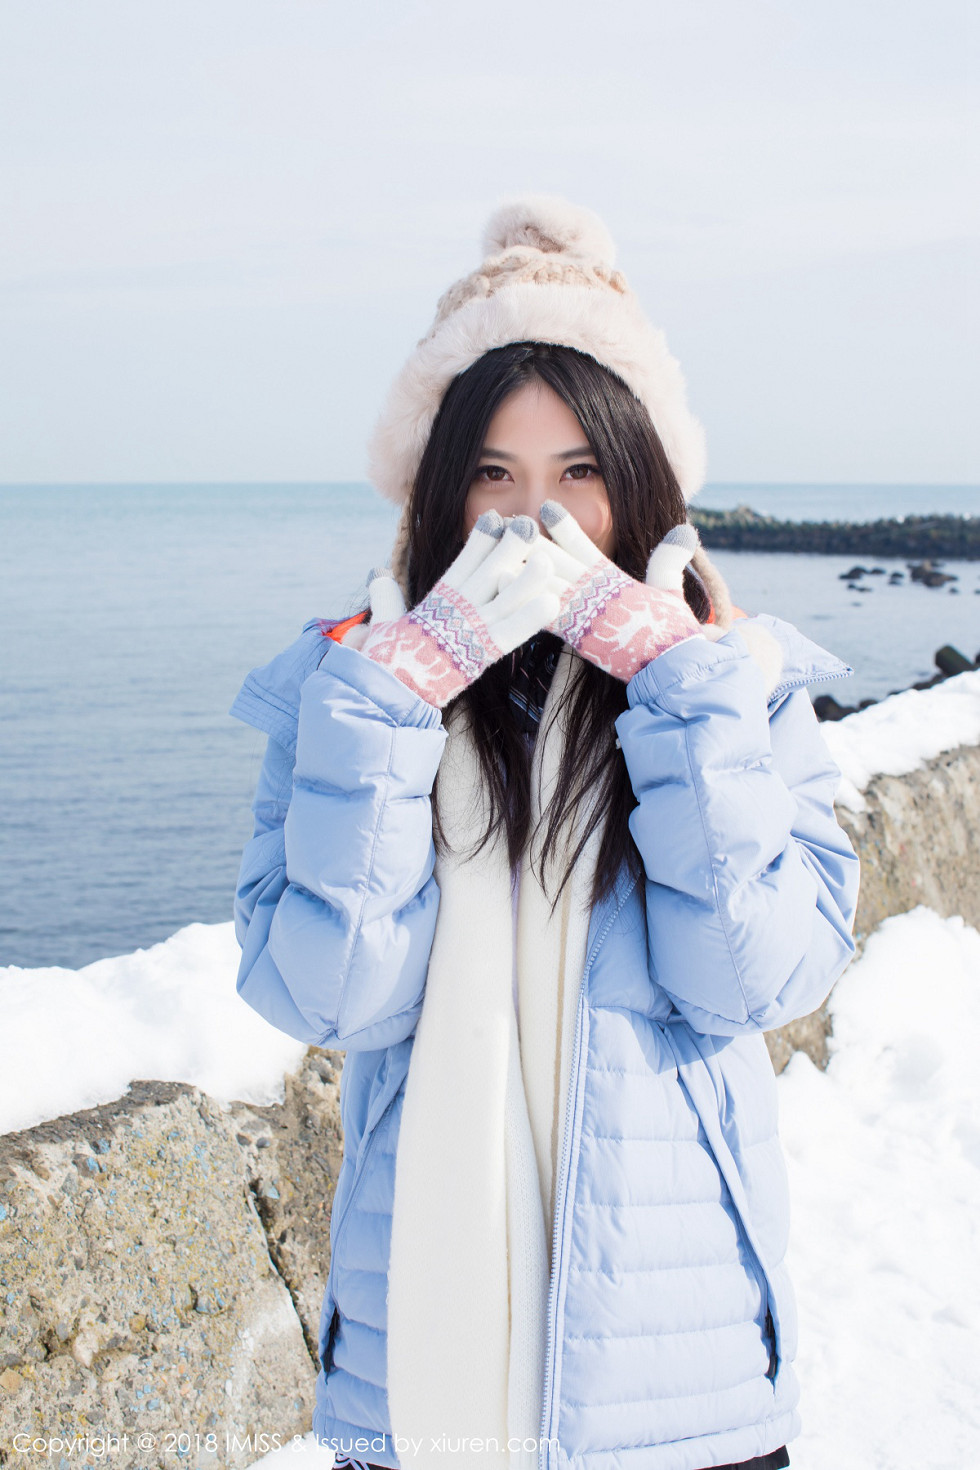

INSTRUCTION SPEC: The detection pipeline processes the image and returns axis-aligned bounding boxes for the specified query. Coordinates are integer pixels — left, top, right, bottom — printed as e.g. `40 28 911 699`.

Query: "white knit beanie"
367 195 708 507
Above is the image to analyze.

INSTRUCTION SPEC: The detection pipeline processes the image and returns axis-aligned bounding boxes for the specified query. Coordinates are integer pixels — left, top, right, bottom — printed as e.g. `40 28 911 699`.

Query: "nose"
510 479 550 528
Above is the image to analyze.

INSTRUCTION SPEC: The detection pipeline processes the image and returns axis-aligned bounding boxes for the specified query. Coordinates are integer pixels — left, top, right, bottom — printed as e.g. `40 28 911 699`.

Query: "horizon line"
2 479 980 491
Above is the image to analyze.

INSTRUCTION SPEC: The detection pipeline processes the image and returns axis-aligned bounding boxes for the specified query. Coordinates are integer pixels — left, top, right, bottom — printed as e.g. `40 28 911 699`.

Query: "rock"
908 560 958 588
223 1048 344 1364
812 694 857 721
0 1081 320 1465
935 646 975 677
835 742 980 944
765 1011 833 1077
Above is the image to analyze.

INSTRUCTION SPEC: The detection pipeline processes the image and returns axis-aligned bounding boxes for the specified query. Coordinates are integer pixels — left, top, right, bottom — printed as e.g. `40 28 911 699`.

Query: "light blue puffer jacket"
230 613 860 1470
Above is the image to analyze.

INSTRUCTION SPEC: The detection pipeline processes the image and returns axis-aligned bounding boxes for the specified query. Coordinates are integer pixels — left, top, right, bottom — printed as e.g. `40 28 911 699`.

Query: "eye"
475 464 511 483
562 462 601 481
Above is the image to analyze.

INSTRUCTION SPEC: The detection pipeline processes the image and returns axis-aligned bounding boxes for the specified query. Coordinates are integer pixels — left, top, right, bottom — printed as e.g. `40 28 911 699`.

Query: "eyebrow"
479 446 595 461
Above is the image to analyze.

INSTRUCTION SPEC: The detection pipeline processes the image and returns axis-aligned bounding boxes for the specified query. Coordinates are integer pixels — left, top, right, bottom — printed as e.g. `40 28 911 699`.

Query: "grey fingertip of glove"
660 523 701 554
645 523 700 592
539 500 568 530
507 514 539 543
474 510 506 538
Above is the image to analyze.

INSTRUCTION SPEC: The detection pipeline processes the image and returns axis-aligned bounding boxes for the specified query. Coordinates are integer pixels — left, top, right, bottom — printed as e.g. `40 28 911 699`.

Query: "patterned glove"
538 500 703 682
359 512 564 708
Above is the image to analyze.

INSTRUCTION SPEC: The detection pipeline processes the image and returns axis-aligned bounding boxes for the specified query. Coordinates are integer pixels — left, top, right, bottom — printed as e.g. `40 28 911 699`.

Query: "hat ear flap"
388 500 412 604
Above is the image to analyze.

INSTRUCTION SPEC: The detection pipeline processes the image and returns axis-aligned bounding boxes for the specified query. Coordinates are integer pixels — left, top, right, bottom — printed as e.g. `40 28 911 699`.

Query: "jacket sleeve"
231 629 446 1050
615 625 860 1037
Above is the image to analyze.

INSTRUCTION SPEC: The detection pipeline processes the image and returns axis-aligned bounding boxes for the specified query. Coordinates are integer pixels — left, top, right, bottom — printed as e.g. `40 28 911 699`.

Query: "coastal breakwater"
691 504 980 559
3 694 980 1463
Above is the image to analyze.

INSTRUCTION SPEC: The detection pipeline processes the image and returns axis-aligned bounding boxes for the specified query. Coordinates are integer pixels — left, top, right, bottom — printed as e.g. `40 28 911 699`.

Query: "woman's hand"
537 500 703 682
358 512 564 707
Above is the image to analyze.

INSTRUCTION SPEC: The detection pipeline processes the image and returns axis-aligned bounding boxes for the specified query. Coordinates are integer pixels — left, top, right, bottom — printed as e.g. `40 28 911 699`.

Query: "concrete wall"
3 740 978 1464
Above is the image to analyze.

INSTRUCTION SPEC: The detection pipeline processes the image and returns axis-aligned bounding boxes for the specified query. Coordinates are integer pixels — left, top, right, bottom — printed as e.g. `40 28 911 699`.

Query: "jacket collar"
745 612 853 704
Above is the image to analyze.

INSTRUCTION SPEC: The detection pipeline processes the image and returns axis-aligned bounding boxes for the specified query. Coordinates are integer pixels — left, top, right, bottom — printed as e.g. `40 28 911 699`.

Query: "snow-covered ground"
781 905 980 1468
0 921 306 1136
819 666 980 811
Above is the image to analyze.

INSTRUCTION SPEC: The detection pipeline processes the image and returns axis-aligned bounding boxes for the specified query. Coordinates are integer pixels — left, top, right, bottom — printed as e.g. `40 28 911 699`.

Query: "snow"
780 906 980 1468
0 921 306 1135
820 667 980 811
3 904 978 1468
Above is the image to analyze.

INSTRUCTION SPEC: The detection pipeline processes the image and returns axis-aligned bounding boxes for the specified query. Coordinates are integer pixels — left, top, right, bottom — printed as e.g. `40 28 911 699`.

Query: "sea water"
2 482 979 969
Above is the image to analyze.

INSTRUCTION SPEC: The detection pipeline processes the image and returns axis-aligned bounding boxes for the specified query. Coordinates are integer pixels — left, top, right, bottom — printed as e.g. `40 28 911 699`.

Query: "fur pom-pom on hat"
481 196 617 266
367 195 708 506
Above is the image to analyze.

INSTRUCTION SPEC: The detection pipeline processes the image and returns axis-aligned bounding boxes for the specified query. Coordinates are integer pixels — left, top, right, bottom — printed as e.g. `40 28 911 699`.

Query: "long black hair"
405 342 710 905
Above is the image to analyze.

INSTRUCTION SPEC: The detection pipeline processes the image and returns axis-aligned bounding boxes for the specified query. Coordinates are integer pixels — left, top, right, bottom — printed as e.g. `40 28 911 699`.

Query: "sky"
1 0 978 487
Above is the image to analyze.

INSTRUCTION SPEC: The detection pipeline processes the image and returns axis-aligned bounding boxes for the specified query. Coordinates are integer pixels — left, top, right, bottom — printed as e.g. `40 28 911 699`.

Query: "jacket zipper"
766 663 852 708
538 874 639 1470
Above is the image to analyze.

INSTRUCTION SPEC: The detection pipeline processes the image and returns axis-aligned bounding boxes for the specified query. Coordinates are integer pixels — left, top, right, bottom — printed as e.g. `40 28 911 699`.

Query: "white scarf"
386 648 601 1470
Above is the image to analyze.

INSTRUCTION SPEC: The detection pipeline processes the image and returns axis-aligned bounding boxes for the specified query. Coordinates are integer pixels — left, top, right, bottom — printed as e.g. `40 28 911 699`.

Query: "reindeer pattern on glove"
539 501 703 683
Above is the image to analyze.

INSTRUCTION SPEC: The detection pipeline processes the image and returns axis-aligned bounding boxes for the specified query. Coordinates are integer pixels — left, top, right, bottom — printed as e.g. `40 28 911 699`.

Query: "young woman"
230 198 859 1470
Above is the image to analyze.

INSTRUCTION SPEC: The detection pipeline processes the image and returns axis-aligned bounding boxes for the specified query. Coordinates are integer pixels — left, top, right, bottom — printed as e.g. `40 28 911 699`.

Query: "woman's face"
463 379 615 555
